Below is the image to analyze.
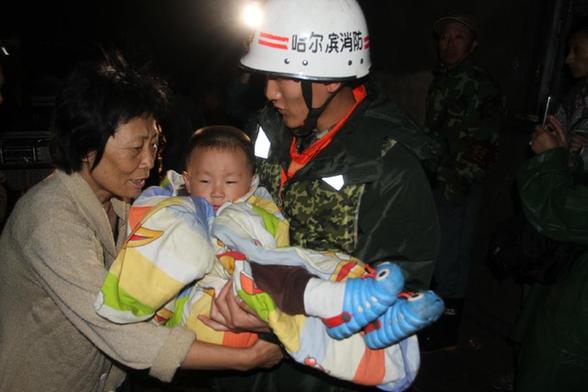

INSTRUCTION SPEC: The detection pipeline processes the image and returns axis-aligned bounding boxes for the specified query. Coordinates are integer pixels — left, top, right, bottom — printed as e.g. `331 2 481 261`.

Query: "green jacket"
252 82 440 291
516 148 588 392
426 57 503 202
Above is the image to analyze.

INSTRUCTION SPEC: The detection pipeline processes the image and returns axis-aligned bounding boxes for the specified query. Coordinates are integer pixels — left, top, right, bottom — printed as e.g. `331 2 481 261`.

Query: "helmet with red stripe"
240 0 371 81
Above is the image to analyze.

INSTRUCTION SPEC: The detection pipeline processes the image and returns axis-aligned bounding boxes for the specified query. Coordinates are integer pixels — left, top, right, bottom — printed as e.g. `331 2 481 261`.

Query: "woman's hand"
243 339 283 370
198 280 270 333
181 335 282 371
530 115 567 154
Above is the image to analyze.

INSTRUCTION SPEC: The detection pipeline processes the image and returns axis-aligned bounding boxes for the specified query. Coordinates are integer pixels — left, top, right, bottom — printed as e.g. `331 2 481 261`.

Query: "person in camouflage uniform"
420 15 504 351
208 0 440 391
252 90 440 292
425 16 502 203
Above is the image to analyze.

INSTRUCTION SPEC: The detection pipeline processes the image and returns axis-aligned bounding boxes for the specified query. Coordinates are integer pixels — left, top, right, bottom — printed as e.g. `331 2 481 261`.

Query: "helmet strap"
293 80 341 137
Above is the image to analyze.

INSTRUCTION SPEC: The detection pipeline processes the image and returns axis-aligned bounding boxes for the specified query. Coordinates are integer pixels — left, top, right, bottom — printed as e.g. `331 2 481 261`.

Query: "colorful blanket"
95 171 419 391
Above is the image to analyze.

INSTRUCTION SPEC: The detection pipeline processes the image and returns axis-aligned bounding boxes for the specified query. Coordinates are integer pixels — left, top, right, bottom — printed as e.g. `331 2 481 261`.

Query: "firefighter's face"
265 76 309 129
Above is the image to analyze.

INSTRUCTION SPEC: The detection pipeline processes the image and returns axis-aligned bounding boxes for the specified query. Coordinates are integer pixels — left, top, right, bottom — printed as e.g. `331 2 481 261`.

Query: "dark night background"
1 0 586 123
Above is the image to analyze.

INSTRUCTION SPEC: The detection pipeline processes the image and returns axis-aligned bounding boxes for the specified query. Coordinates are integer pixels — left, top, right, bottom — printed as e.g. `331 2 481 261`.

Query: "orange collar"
280 85 367 188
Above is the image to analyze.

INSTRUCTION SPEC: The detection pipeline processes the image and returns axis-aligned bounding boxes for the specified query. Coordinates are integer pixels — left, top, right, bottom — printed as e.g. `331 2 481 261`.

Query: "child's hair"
185 125 255 174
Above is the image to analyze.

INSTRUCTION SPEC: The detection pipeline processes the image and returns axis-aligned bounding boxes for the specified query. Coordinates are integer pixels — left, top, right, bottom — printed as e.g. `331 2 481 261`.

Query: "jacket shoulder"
12 174 76 220
362 97 438 162
7 174 93 245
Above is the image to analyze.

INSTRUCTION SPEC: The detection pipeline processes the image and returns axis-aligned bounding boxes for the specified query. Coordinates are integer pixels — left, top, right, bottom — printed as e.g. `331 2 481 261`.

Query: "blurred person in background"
420 14 504 352
516 112 588 392
554 18 588 176
513 18 588 392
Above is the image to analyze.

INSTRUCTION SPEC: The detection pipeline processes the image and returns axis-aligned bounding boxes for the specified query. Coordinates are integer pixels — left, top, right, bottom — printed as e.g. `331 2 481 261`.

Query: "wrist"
238 344 262 371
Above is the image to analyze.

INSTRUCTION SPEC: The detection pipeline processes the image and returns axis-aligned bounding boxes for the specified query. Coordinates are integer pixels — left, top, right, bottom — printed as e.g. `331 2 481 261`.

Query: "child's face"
184 147 253 211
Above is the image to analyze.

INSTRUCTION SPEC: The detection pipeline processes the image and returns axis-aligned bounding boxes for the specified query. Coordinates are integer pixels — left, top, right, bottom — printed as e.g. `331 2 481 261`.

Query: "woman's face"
80 115 159 203
566 32 588 79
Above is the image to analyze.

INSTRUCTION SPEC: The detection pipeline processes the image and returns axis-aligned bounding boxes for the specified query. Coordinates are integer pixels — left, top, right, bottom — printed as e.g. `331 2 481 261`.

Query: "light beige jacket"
0 170 196 392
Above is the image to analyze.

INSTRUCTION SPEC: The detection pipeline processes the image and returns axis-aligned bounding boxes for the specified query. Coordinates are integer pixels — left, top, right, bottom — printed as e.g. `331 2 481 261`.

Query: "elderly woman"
0 54 281 392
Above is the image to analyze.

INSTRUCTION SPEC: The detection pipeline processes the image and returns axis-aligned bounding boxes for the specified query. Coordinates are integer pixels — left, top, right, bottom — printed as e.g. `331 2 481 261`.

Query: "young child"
95 126 444 390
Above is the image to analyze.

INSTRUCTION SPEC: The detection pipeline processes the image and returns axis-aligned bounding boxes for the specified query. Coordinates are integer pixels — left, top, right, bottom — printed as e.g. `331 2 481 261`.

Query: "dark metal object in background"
537 0 588 114
0 131 52 193
0 131 51 166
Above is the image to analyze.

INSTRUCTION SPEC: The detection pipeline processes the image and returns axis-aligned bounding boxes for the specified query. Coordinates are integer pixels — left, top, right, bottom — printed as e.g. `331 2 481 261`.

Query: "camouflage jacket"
251 82 439 290
425 57 503 202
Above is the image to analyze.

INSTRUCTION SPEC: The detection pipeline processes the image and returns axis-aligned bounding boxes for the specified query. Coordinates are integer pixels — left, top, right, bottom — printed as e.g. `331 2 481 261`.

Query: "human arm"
431 74 503 201
198 280 271 332
569 133 588 157
18 196 196 381
96 196 216 324
453 76 503 183
21 192 276 382
559 115 588 168
529 115 568 154
354 144 440 291
530 115 588 170
182 338 282 371
517 145 588 247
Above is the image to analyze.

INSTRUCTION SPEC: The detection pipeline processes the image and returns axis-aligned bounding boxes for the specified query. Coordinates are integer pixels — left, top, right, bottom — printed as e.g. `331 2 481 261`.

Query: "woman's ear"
83 151 97 167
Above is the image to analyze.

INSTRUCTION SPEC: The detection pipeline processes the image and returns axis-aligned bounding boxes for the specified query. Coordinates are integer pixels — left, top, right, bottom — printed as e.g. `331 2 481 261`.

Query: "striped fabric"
95 170 419 391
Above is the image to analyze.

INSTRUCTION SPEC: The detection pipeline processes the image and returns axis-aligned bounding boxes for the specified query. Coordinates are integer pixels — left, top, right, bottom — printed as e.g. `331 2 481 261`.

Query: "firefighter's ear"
325 82 342 93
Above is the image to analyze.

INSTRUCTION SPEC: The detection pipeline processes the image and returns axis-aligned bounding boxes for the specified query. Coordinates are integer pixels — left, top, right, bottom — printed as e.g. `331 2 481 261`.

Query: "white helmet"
241 0 371 81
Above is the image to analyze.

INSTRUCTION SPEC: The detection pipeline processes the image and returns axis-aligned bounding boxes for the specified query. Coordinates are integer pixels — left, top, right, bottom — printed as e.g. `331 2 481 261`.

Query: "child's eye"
226 181 237 185
199 179 209 184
